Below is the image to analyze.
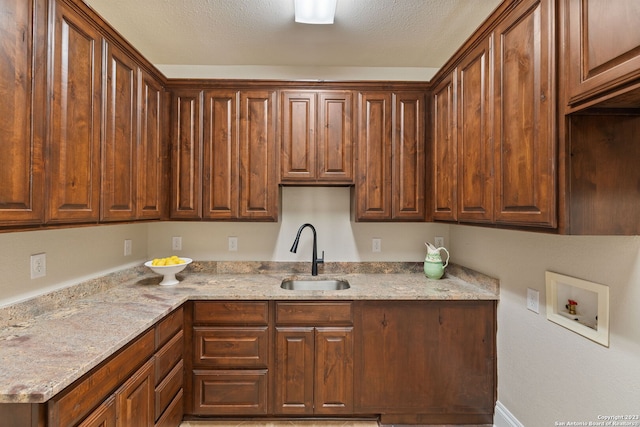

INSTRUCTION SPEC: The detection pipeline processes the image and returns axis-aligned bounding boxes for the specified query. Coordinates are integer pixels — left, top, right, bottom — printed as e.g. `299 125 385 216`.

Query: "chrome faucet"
290 223 324 276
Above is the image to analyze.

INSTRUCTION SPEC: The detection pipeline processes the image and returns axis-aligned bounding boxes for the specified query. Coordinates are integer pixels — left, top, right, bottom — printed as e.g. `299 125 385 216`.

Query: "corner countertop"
0 261 498 404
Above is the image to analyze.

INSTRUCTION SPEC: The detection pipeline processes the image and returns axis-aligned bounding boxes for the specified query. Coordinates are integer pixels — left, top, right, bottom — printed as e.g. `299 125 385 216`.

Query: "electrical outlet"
172 236 182 251
527 288 540 313
228 236 238 252
372 238 382 253
434 236 444 248
124 239 132 256
30 253 46 279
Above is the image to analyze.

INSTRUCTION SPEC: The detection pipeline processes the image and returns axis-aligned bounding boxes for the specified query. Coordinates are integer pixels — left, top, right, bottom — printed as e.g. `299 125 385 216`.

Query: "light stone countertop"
0 261 498 404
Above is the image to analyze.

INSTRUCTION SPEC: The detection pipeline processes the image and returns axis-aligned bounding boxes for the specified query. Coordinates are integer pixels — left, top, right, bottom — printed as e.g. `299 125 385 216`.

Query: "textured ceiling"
83 0 502 79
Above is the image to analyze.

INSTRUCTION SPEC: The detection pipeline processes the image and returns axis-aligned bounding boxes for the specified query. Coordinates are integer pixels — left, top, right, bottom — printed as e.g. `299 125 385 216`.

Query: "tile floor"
181 421 379 427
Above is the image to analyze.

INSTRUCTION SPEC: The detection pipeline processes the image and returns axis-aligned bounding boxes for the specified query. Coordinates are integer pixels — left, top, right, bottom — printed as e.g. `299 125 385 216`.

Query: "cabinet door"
101 41 137 221
202 89 239 219
317 91 353 182
432 72 458 221
274 327 314 415
493 0 556 227
566 0 640 105
77 396 116 427
239 90 278 220
0 0 45 226
314 327 353 415
281 91 316 181
354 301 496 423
458 37 493 223
137 70 165 219
47 0 102 223
392 92 426 220
115 358 154 427
354 301 439 413
356 92 392 220
170 89 203 219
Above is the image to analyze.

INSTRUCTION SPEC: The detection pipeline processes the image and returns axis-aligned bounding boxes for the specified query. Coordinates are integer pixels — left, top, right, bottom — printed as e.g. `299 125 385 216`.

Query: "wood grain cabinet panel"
432 72 458 222
239 90 278 220
101 41 137 221
356 91 427 221
274 302 353 415
317 91 353 182
493 0 556 227
0 0 46 226
137 70 165 220
202 89 239 219
356 92 393 220
565 0 640 105
457 36 493 223
115 358 155 427
170 89 203 219
47 0 102 223
77 395 116 427
354 301 496 425
392 92 426 220
281 90 353 183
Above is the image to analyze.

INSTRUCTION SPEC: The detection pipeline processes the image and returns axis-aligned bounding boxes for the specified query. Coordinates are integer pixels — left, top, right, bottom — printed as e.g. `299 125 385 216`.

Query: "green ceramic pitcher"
424 242 450 280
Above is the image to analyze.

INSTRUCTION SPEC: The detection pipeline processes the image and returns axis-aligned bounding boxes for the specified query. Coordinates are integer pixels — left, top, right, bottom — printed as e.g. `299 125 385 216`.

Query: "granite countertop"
0 261 498 404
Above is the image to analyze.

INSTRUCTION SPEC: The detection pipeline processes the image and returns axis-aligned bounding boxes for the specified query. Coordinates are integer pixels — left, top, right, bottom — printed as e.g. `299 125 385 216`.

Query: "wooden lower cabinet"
187 301 270 416
273 326 353 415
115 359 155 427
44 307 184 427
353 300 496 425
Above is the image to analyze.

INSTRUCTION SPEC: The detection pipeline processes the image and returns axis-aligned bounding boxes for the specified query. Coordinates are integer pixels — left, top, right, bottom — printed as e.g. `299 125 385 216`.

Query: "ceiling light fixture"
294 0 337 24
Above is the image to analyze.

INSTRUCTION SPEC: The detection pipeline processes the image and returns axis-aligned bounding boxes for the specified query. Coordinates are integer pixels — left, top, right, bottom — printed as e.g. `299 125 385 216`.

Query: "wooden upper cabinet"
0 0 46 226
565 0 640 105
317 92 353 182
392 92 425 220
137 70 165 220
280 90 353 183
101 41 138 222
47 0 102 223
170 89 203 219
239 90 278 221
432 72 457 222
458 36 493 223
356 91 426 221
281 91 316 181
356 92 393 220
493 0 556 227
202 89 239 219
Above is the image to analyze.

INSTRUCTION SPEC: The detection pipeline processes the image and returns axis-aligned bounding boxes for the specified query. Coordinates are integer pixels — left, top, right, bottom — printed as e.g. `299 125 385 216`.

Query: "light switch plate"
124 239 132 256
527 288 540 313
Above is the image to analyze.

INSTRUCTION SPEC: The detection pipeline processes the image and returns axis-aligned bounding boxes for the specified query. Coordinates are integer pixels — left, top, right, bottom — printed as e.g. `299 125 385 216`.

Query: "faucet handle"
317 250 325 264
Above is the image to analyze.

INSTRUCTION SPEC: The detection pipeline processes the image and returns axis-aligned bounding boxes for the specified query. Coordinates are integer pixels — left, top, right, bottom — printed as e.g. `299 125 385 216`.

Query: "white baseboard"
494 401 524 427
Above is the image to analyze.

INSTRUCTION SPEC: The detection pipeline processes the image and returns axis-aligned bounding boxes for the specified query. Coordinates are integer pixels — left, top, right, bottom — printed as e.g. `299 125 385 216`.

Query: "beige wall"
450 225 640 425
0 223 147 307
2 187 639 426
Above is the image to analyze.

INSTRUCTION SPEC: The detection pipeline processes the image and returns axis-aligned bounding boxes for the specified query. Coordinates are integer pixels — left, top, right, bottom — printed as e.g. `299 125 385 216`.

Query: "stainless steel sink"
280 279 350 291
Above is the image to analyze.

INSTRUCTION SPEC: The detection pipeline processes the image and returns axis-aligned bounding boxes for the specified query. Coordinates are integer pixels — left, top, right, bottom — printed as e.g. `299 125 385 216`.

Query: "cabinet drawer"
155 306 183 349
155 388 183 427
194 301 269 325
275 302 353 325
192 369 268 415
194 327 268 368
155 330 183 385
155 359 183 421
